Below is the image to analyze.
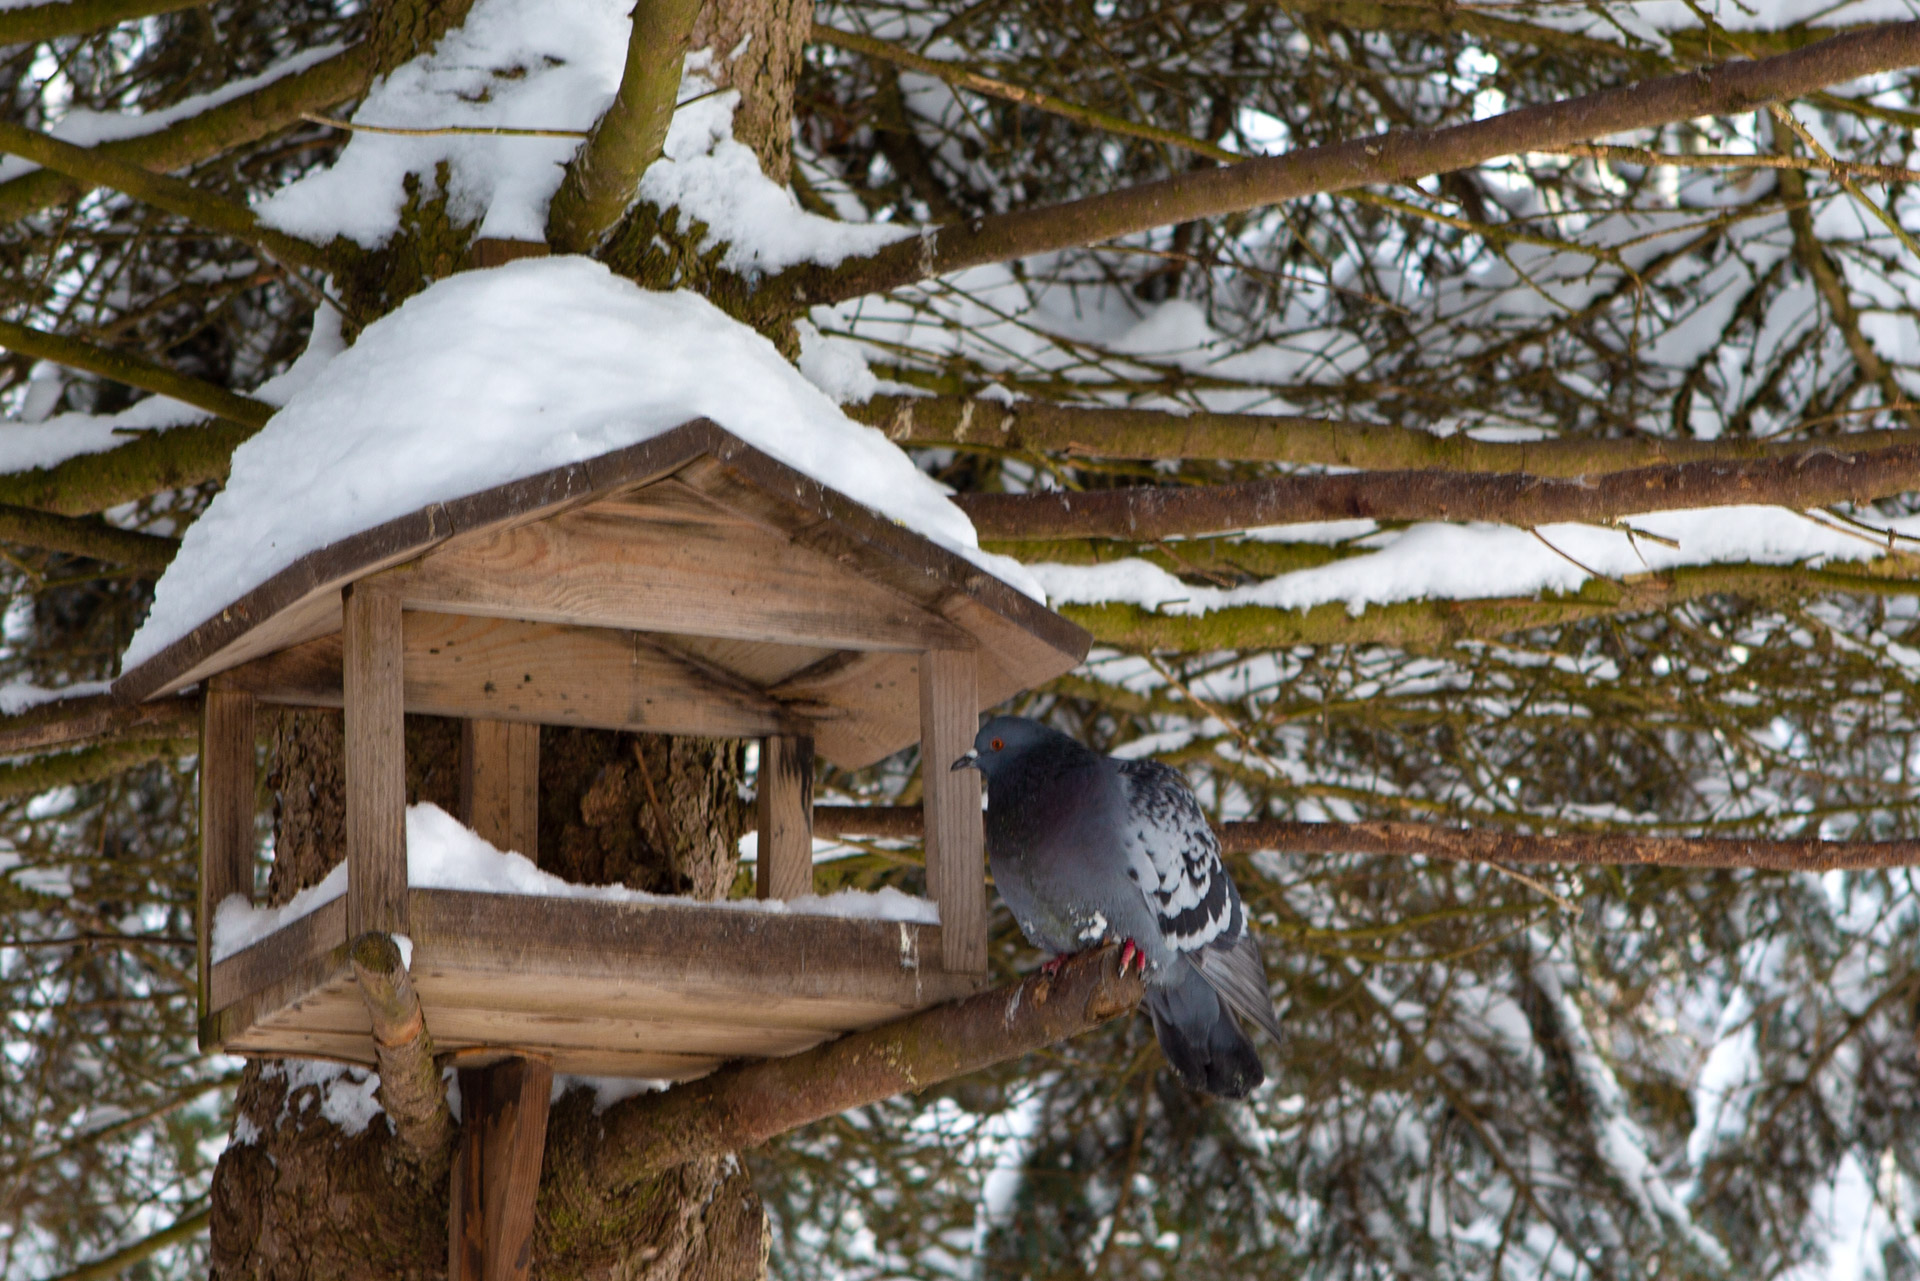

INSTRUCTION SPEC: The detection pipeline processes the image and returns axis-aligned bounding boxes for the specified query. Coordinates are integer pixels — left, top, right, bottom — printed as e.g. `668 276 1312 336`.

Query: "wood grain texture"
344 582 407 937
217 614 805 739
461 719 539 857
755 734 814 900
115 421 1089 710
450 1056 553 1281
207 893 347 1011
392 497 973 653
197 681 254 1019
919 650 987 974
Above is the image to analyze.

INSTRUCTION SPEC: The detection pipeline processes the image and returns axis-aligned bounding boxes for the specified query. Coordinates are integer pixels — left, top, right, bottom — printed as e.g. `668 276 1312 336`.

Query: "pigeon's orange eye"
990 737 1005 751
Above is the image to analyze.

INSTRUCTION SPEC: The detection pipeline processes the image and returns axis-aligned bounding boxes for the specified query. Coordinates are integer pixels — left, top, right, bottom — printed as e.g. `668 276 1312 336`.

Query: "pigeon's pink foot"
1118 939 1141 975
1039 955 1068 978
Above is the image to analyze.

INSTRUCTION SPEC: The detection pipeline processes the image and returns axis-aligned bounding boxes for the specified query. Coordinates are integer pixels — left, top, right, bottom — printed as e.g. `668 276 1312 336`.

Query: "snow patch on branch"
1029 507 1920 618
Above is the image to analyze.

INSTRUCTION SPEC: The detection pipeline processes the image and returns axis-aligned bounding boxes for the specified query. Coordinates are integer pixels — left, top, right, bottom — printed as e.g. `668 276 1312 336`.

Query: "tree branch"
0 739 189 801
544 0 704 253
957 441 1920 541
0 504 178 570
811 806 1920 871
550 948 1144 1199
0 120 335 275
769 21 1920 307
0 692 197 759
0 419 255 517
0 43 375 223
41 1207 210 1281
0 319 274 429
349 932 452 1169
0 0 208 47
854 393 1920 473
1053 561 1920 651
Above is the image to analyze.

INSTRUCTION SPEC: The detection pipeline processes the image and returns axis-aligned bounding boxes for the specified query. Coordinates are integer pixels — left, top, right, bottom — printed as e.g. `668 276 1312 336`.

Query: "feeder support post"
756 734 814 899
450 1056 553 1281
920 648 987 974
344 580 408 937
198 678 255 1018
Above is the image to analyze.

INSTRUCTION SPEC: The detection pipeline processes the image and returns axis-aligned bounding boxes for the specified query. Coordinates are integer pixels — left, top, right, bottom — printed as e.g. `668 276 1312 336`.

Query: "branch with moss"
40 1207 210 1281
0 0 209 46
811 807 1920 871
0 420 253 517
0 120 335 275
0 693 196 758
547 947 1144 1211
959 441 1920 541
768 21 1920 308
0 319 272 428
854 393 1920 472
1051 561 1920 650
0 44 376 223
0 738 188 801
544 0 704 253
0 505 177 570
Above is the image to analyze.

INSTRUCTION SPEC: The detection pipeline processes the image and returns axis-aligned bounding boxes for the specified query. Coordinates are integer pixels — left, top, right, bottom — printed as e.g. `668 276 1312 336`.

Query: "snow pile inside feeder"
253 0 913 272
211 802 940 963
124 256 1040 669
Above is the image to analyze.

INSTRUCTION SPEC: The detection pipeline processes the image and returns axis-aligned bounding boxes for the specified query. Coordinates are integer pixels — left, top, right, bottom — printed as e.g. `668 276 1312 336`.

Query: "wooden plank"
920 651 987 975
208 893 349 1011
391 499 974 653
198 682 254 1021
220 1029 722 1080
248 983 838 1059
462 719 539 857
199 939 350 1056
344 582 408 937
220 615 803 739
450 1056 552 1281
407 889 983 1014
755 735 814 900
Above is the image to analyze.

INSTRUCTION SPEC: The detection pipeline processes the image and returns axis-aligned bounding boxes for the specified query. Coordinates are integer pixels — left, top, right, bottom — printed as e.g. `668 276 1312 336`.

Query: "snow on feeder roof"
115 257 1089 1081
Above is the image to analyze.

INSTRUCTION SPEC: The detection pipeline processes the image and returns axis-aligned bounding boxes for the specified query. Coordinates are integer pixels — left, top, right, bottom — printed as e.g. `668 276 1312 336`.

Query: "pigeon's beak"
950 749 980 773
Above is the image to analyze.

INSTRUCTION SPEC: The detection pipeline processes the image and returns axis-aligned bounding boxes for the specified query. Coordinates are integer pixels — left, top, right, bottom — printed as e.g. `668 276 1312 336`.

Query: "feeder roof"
114 419 1089 767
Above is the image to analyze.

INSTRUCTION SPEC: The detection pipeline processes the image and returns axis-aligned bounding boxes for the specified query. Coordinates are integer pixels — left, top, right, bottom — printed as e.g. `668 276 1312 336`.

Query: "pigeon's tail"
1145 961 1264 1099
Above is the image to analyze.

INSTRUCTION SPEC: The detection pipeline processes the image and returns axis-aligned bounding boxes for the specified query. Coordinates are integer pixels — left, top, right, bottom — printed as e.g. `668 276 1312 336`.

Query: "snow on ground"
212 802 938 962
1030 507 1920 620
255 0 911 271
124 256 1039 670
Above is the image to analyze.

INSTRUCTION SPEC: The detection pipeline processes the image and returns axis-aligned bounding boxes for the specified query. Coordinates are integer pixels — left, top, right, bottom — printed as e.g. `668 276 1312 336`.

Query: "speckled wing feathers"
1116 759 1241 955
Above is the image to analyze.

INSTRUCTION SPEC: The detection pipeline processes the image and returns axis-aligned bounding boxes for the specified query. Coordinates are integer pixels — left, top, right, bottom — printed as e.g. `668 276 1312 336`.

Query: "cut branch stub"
348 931 452 1168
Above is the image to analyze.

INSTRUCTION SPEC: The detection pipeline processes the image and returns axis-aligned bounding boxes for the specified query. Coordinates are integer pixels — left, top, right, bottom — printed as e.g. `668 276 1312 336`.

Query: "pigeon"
952 715 1283 1098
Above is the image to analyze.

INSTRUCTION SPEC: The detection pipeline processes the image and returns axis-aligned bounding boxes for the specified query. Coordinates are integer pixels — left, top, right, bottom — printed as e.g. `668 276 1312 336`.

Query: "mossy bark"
208 716 765 1280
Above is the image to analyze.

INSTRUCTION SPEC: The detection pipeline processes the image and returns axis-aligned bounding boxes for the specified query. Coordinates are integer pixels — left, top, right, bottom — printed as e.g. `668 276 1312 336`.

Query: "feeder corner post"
344 580 408 938
756 733 815 900
919 648 986 975
197 677 256 1020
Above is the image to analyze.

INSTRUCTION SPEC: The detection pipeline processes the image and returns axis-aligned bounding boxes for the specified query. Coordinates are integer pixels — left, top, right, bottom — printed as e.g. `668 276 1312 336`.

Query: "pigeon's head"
951 715 1060 782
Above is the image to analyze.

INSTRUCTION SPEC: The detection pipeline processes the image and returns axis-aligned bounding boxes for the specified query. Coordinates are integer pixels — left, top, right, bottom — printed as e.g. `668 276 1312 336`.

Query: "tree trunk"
206 716 765 1280
688 0 813 183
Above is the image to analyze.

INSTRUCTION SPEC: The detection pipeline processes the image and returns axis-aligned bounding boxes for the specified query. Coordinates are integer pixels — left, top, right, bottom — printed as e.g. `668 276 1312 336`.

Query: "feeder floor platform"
203 889 986 1079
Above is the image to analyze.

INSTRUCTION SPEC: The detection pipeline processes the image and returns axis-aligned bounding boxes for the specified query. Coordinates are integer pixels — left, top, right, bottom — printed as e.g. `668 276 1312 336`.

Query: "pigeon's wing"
1116 758 1283 1047
1115 758 1243 954
1197 934 1284 1047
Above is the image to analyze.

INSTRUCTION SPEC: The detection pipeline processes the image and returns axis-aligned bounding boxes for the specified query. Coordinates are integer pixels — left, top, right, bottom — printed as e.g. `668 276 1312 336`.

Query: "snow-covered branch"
773 21 1920 307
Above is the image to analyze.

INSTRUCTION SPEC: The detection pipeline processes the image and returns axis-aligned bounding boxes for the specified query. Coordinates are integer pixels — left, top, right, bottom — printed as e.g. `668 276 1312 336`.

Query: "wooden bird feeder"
114 418 1090 1081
